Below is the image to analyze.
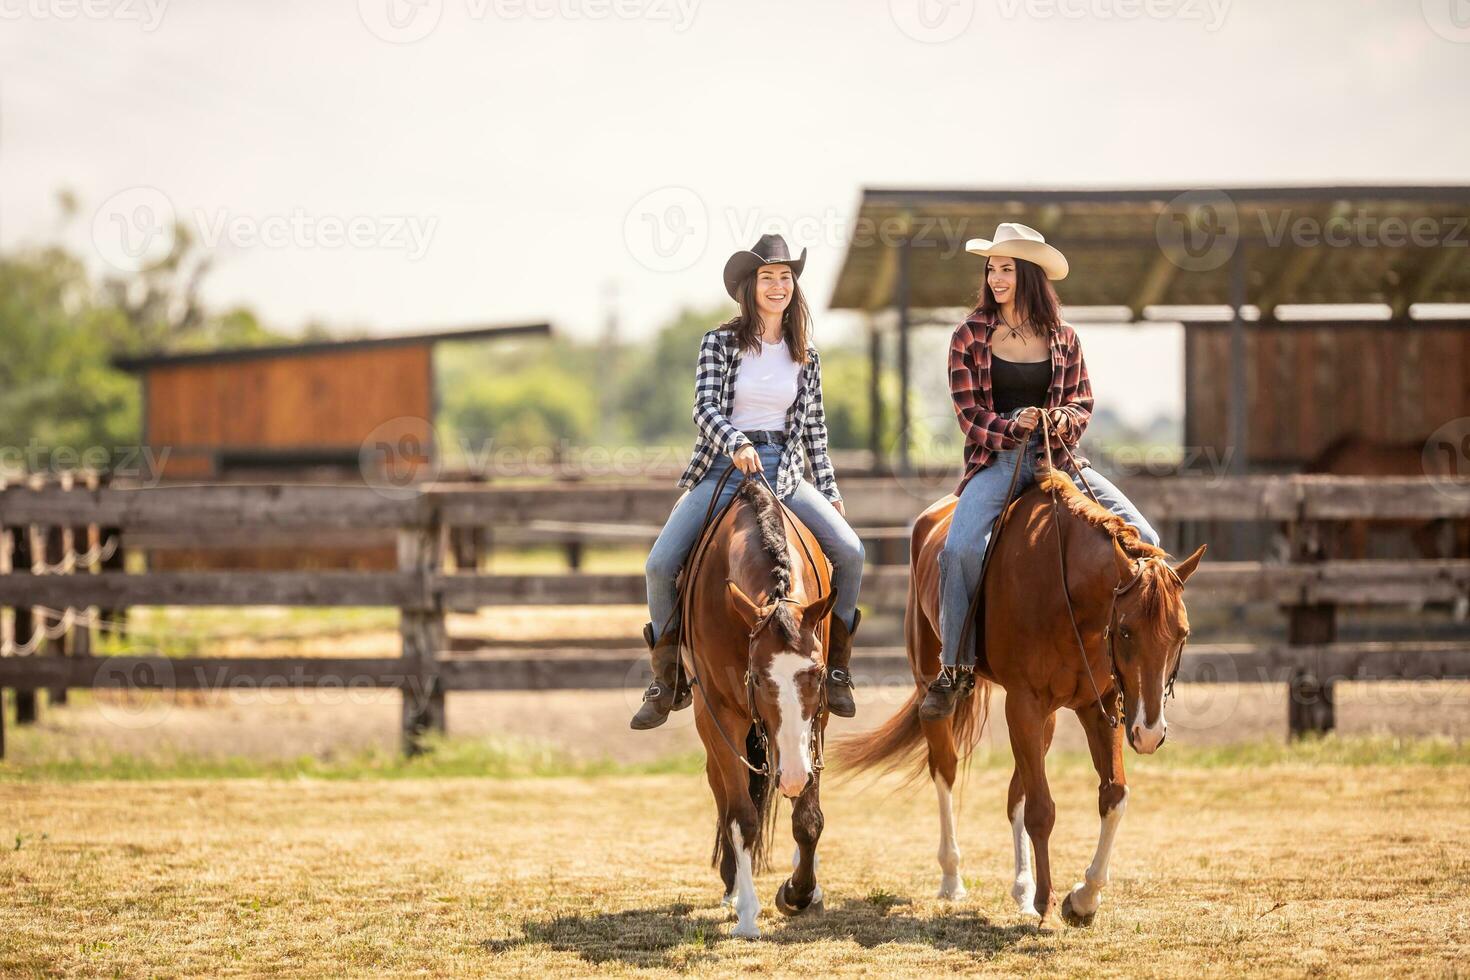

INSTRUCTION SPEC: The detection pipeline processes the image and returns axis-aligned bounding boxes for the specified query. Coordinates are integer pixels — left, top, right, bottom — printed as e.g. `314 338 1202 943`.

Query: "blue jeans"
938 433 1161 668
646 440 865 643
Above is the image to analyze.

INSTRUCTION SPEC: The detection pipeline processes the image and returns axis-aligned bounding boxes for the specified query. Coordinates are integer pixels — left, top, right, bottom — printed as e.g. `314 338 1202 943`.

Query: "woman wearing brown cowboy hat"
920 222 1162 721
632 232 867 730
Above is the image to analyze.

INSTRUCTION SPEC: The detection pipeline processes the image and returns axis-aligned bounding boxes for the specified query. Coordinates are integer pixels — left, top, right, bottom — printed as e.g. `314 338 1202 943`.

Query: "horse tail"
828 685 927 779
950 675 993 770
710 724 781 873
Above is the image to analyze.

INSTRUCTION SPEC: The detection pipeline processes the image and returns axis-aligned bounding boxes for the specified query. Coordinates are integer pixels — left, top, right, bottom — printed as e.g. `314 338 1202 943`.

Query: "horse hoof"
1061 892 1096 928
937 877 968 901
720 891 736 908
774 879 823 916
730 922 761 940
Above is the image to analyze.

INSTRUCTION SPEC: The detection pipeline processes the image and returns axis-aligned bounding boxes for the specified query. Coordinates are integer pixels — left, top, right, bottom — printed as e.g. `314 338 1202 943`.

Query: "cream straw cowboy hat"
965 222 1069 281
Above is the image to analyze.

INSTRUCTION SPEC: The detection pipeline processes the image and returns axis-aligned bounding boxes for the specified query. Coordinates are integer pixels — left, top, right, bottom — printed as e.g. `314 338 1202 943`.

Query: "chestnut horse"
680 475 838 939
835 462 1205 930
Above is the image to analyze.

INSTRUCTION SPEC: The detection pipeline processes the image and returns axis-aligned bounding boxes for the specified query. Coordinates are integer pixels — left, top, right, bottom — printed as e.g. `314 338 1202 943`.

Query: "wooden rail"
3 473 1468 753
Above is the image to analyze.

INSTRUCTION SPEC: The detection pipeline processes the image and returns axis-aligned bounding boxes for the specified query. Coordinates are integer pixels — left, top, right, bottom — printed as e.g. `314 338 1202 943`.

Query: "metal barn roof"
829 185 1470 318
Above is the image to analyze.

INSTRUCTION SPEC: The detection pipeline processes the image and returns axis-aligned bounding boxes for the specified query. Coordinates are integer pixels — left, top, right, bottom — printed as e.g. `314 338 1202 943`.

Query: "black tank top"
991 353 1051 415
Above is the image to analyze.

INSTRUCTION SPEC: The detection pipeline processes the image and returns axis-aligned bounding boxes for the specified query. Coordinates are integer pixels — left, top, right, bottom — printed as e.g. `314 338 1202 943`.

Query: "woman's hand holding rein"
732 444 764 475
731 443 845 516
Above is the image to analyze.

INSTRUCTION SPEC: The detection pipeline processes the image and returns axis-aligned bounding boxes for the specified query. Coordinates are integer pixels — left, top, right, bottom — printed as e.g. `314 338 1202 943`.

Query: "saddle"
953 451 1058 680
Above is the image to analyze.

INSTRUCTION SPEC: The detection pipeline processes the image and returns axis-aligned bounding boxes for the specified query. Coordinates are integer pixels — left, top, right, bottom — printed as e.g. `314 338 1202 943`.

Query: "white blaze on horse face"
1129 691 1168 754
1068 788 1128 918
1010 798 1038 915
728 820 760 938
768 652 814 799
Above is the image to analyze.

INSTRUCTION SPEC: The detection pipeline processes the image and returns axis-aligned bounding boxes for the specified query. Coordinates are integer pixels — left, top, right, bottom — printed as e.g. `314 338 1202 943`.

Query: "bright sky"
2 0 1466 425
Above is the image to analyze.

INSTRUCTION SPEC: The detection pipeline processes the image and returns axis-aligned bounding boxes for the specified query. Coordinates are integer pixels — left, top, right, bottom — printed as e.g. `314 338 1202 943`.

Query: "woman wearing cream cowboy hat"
919 222 1162 721
631 232 867 730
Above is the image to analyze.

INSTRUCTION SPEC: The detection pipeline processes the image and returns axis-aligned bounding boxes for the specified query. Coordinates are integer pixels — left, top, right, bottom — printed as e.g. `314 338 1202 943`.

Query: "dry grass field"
3 601 1468 976
2 751 1468 977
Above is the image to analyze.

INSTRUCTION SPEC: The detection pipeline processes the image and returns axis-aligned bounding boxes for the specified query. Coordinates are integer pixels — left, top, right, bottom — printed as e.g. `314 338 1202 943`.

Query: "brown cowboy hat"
722 233 807 300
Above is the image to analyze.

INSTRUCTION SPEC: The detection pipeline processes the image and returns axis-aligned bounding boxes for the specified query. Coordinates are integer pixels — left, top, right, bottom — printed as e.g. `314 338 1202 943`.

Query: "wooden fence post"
1287 518 1336 738
12 520 38 725
398 507 446 756
44 511 69 707
70 472 95 664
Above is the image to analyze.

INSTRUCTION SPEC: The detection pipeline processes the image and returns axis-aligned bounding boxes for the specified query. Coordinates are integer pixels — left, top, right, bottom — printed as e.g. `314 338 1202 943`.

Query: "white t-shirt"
728 337 801 432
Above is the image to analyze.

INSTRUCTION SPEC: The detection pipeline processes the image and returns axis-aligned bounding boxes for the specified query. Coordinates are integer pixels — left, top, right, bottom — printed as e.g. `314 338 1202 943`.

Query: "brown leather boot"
630 622 692 731
825 609 859 718
918 667 976 722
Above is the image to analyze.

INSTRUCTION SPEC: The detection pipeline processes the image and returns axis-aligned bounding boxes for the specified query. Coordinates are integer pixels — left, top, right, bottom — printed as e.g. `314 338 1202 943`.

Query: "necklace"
998 312 1033 343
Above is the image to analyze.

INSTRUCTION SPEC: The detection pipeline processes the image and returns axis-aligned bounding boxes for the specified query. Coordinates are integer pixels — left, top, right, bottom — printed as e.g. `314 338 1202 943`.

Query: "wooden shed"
111 322 550 569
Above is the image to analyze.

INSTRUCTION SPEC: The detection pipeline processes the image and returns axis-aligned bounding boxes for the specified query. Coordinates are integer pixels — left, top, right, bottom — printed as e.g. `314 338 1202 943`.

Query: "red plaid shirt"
949 309 1093 497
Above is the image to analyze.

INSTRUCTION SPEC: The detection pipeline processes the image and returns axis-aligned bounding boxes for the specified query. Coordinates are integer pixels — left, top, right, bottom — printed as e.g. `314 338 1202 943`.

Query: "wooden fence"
2 473 1468 754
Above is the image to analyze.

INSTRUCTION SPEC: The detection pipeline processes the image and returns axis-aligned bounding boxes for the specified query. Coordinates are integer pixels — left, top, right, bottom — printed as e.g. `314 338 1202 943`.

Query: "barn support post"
1227 245 1249 477
895 234 913 477
867 313 884 474
398 513 446 756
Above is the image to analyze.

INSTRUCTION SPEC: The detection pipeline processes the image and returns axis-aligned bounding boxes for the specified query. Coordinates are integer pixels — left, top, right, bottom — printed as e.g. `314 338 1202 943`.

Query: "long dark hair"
724 268 812 364
974 256 1063 338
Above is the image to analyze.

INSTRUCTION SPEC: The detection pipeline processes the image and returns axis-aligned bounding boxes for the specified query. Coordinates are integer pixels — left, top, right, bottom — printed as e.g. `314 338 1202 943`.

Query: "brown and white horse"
835 469 1205 929
682 477 837 939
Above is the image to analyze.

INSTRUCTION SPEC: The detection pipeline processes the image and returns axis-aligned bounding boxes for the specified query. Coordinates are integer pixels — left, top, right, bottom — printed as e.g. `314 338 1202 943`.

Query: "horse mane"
735 478 800 645
1036 469 1178 641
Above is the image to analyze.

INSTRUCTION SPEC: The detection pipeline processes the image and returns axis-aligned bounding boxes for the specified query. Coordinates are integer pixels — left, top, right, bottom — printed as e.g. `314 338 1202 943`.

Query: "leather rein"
660 456 833 777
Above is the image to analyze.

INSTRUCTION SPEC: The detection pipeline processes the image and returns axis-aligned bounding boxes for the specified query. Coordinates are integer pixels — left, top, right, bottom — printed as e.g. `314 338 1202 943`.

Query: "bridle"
1100 553 1188 726
669 457 833 778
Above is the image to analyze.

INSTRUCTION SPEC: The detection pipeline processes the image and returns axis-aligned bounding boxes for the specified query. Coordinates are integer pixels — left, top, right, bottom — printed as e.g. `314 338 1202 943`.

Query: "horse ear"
725 579 765 629
800 589 839 630
1111 535 1134 580
1172 543 1207 584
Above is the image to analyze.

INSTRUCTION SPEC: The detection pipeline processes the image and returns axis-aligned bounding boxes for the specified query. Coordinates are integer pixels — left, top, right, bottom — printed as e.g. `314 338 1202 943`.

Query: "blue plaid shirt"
676 328 841 502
